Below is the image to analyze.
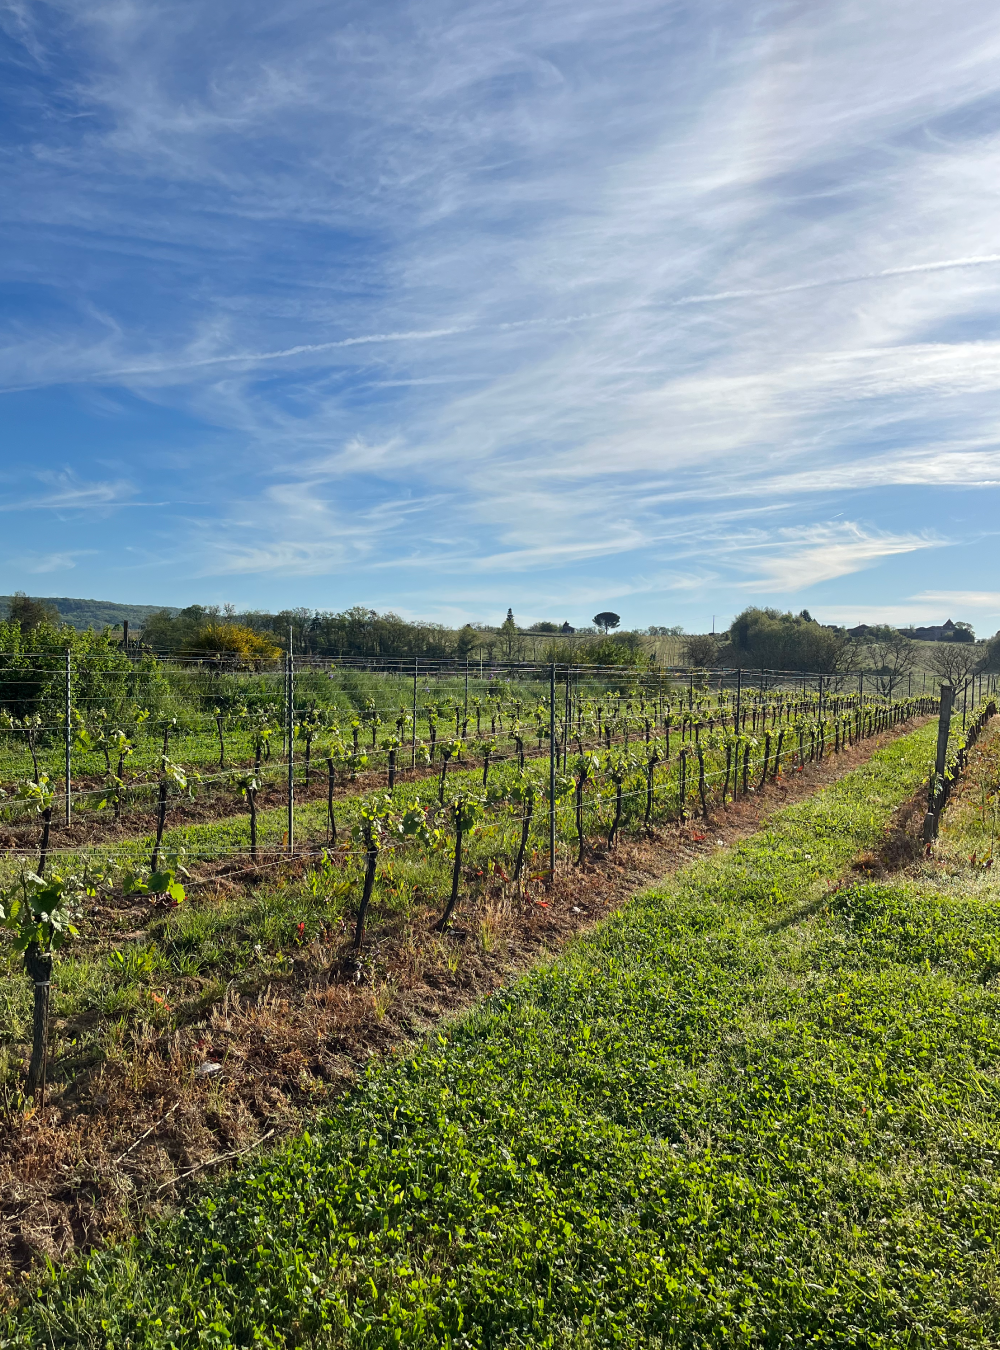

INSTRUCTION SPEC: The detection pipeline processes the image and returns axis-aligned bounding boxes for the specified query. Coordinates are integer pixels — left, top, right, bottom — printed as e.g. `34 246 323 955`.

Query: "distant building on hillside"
561 621 575 634
910 620 956 642
904 619 975 643
849 618 974 643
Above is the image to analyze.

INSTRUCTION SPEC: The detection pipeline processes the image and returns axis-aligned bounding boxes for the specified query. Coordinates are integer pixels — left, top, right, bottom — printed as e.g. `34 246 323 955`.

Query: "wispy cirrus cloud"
12 550 96 574
0 472 139 511
736 525 942 592
911 590 1000 609
1 1 999 627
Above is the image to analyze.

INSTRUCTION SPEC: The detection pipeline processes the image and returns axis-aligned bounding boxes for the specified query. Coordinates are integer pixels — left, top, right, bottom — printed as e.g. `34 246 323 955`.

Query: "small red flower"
297 922 305 937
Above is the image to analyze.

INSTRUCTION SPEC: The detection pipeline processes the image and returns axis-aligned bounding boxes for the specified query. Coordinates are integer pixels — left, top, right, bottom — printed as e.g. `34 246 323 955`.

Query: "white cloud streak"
1 0 1000 623
13 550 96 573
912 590 1000 608
0 473 138 511
8 254 1000 391
736 526 941 591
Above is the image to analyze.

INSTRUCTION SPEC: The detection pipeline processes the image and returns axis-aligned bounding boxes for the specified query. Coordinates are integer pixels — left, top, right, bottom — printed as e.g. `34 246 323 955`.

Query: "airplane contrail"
134 253 1000 373
8 253 1000 390
673 254 1000 305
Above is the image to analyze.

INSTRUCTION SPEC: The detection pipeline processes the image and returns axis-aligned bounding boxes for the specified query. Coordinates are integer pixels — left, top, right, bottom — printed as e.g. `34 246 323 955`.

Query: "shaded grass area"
11 723 1000 1344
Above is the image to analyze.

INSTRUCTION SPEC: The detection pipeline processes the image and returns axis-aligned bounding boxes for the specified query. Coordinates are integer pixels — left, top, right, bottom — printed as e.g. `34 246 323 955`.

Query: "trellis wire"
2 648 991 884
0 689 949 880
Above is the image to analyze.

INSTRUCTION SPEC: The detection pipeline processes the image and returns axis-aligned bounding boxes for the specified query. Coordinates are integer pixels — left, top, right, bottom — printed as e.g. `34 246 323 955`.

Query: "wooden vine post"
25 941 52 1103
922 684 954 843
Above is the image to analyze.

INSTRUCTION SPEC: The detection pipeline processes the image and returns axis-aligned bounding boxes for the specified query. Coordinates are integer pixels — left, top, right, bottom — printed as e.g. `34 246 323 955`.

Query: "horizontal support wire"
0 654 951 682
0 707 924 811
0 700 921 729
0 706 925 856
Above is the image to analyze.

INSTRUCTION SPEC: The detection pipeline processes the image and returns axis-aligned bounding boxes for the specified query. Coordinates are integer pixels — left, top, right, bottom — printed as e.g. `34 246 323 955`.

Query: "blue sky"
2 0 1000 635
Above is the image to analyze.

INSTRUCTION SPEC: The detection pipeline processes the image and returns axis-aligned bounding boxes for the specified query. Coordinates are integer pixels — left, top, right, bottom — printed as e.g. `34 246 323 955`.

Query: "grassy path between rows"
6 717 1000 1347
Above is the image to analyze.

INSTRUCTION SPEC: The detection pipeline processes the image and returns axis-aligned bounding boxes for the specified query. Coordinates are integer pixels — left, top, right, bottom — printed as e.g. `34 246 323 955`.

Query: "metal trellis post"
64 648 72 825
549 663 556 880
563 666 571 769
287 632 294 854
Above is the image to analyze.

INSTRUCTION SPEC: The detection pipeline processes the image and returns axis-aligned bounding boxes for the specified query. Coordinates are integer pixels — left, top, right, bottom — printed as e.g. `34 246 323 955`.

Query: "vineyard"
0 654 963 873
1 647 999 1345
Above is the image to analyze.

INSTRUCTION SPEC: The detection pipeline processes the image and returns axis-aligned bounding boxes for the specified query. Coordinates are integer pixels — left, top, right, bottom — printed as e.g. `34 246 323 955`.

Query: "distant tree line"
140 604 467 660
0 592 175 631
682 607 1000 691
9 592 997 683
137 605 670 667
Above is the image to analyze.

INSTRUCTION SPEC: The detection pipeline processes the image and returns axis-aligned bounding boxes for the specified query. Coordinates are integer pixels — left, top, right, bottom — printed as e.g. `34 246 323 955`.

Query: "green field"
6 716 1000 1346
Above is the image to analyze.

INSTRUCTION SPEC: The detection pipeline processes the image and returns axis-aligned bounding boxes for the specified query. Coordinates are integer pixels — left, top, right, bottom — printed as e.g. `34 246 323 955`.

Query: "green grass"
9 721 1000 1345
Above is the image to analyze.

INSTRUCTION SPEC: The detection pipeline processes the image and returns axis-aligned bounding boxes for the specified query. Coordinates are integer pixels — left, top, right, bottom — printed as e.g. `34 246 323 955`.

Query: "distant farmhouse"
848 619 974 643
902 619 975 643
